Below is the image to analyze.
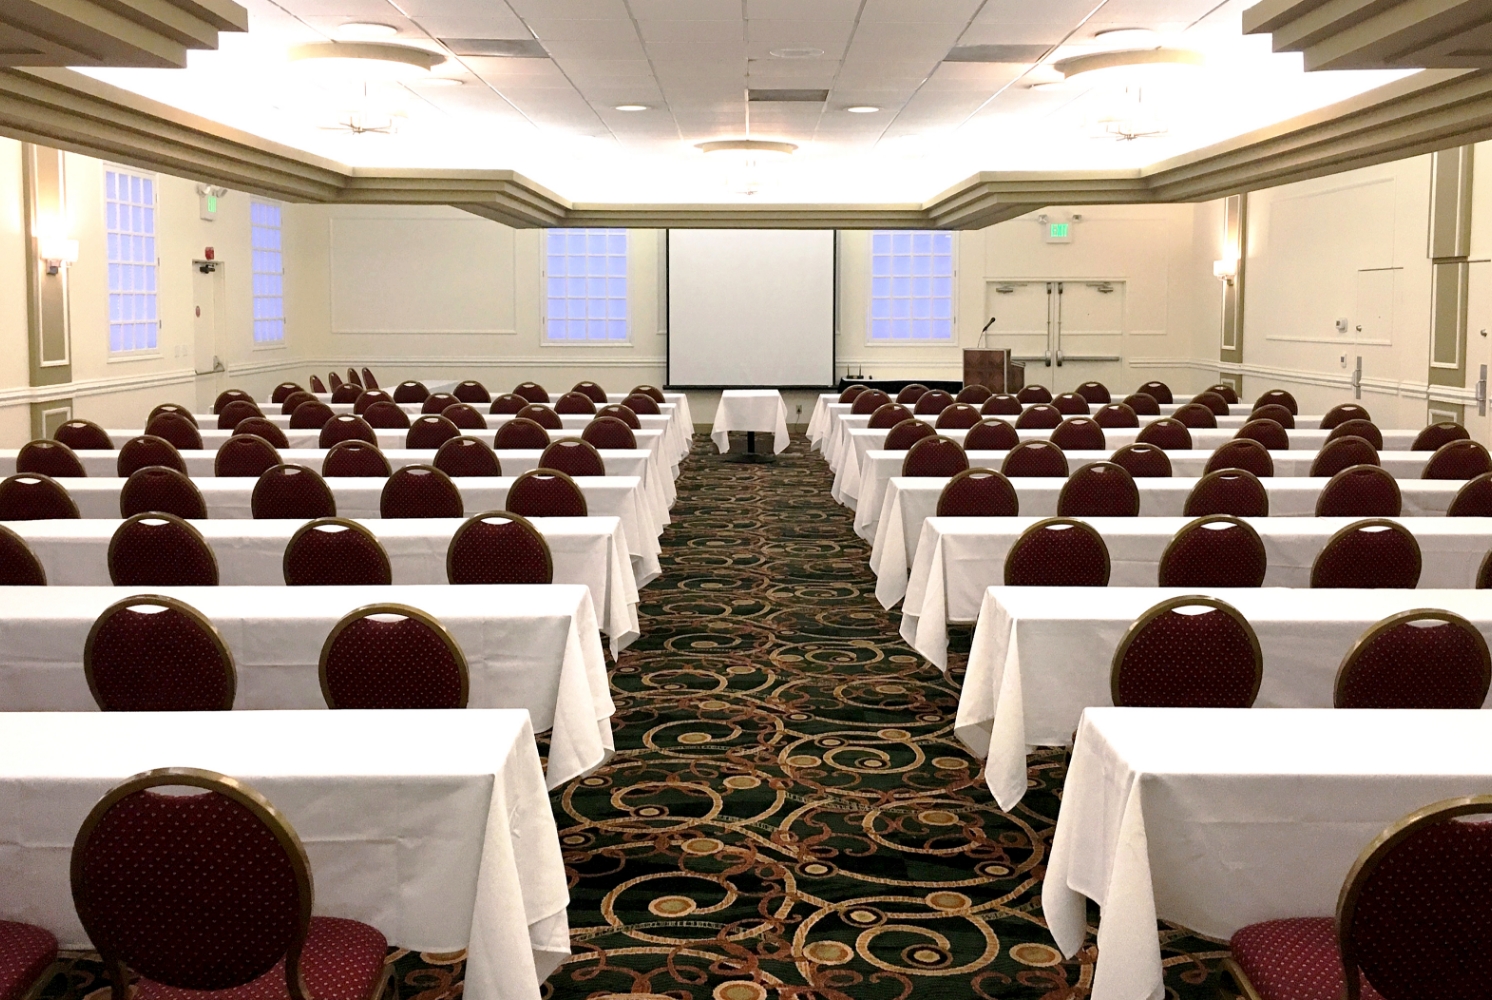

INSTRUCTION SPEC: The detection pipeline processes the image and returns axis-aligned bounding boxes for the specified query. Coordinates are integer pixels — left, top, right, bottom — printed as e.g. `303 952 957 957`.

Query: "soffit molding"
1243 0 1492 71
0 0 248 69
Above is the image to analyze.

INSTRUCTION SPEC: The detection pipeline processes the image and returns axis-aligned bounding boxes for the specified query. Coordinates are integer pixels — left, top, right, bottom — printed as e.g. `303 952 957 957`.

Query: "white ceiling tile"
628 0 740 17
744 0 861 20
523 19 640 41
644 40 747 61
971 0 1100 26
859 0 983 23
505 0 630 18
636 20 744 43
954 23 1067 46
542 38 649 60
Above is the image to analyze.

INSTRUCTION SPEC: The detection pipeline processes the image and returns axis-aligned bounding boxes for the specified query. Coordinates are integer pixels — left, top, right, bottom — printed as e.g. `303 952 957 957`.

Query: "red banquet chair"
1053 392 1089 415
982 394 1022 416
1206 439 1274 478
494 417 551 450
1321 402 1371 429
289 400 336 430
406 415 462 450
1004 518 1109 586
54 419 113 451
1334 610 1490 709
936 469 1018 517
330 382 362 404
232 417 290 449
120 467 206 520
353 389 392 414
1136 418 1192 451
434 437 502 478
442 403 489 430
901 437 969 478
1057 461 1139 517
1136 381 1172 404
956 384 993 404
345 368 362 388
1311 519 1421 589
453 380 491 404
252 464 337 519
322 440 391 478
1157 516 1268 588
1251 402 1296 429
117 435 185 478
283 518 392 586
70 767 392 1000
381 465 463 519
895 383 929 405
631 384 666 404
1094 403 1139 428
215 399 263 431
361 368 379 389
279 390 316 416
1110 443 1172 478
0 473 79 520
1448 472 1492 517
1422 439 1492 480
1001 440 1069 478
83 596 234 710
270 382 302 405
362 400 411 429
1412 421 1469 452
573 380 609 404
1075 381 1110 404
1050 417 1105 451
1326 418 1383 450
913 390 956 415
1309 436 1380 478
393 380 430 403
934 403 981 429
1110 596 1261 707
421 392 460 415
1122 392 1160 415
1205 383 1239 404
1253 388 1298 414
582 416 636 450
622 392 661 415
884 419 936 452
1015 404 1061 430
1315 465 1402 518
597 404 640 429
513 381 549 404
555 391 597 415
1184 469 1269 518
965 418 1019 452
320 605 468 709
851 389 891 415
1016 384 1052 404
0 524 48 585
839 384 867 404
516 404 563 430
447 511 554 585
869 403 913 429
143 411 203 450
327 372 343 392
541 439 606 478
308 374 327 393
147 403 197 427
1190 391 1230 416
17 439 84 478
1171 402 1218 429
506 469 588 517
108 513 219 587
1236 418 1290 451
319 414 377 450
213 389 260 415
489 393 527 415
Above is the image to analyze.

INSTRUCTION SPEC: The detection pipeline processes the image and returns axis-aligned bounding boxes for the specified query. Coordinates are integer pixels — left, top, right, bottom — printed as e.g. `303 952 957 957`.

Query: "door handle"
1479 364 1487 417
1055 350 1064 366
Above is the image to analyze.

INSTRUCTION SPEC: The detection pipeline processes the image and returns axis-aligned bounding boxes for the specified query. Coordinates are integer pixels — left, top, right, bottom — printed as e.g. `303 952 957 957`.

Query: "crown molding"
0 0 248 70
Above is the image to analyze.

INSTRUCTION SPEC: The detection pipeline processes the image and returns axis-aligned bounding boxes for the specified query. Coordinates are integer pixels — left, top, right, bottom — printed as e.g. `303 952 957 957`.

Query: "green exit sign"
1049 222 1068 238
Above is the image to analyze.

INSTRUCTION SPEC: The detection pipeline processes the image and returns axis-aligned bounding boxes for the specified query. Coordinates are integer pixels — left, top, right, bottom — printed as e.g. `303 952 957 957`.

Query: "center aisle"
545 435 1227 999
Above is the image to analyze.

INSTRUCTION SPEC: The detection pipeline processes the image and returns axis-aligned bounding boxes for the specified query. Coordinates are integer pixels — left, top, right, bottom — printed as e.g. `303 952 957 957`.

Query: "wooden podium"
963 349 1024 393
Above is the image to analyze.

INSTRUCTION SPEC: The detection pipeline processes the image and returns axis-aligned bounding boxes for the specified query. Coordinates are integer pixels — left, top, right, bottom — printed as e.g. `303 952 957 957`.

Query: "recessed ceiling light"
769 47 824 59
335 22 398 40
846 105 880 113
615 104 649 111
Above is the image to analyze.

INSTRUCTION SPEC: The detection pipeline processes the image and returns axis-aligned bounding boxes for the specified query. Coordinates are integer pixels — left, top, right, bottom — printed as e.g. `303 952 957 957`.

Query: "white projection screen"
667 229 835 387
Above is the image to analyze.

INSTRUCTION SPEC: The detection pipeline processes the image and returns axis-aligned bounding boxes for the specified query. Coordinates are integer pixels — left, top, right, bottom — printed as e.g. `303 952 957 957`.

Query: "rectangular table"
1046 708 1492 1000
955 587 1492 809
711 390 791 454
0 709 569 1000
4 516 642 654
0 584 613 788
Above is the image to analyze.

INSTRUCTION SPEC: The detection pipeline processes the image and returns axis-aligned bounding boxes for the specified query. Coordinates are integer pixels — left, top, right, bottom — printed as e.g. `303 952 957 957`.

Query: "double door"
985 279 1126 391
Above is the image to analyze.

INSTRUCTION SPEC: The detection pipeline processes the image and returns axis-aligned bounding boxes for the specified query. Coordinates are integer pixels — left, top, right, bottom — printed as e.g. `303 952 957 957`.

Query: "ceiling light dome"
697 139 797 156
290 41 445 82
769 47 824 59
334 22 399 41
1054 47 1203 81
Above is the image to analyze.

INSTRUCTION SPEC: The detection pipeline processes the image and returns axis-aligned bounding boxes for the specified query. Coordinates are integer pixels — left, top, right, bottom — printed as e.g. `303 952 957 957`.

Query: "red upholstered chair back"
233 418 289 449
1325 420 1383 452
1321 403 1371 429
1251 402 1295 429
1121 392 1160 415
513 381 548 404
1423 439 1492 480
214 435 281 479
212 390 256 414
330 383 362 404
1412 421 1470 452
121 467 206 520
1310 436 1380 478
1051 417 1106 451
288 400 335 430
1016 384 1052 404
1015 404 1061 430
596 404 640 429
1111 443 1172 478
318 414 377 450
71 769 313 995
251 465 336 519
1315 465 1401 518
573 381 609 404
1449 473 1492 517
1058 461 1139 517
361 401 411 429
279 390 316 416
215 400 263 431
956 384 993 404
1191 391 1230 416
1111 596 1262 707
981 394 1022 416
453 380 491 404
361 368 379 389
851 389 891 415
270 382 302 405
582 416 637 450
555 392 597 415
84 598 234 710
0 524 47 584
1236 418 1290 451
1185 469 1269 517
447 511 554 585
1206 439 1273 478
1001 440 1069 478
838 384 867 404
108 513 218 587
345 368 362 388
117 436 185 477
1053 392 1089 415
1158 515 1267 588
901 437 969 478
884 419 936 452
1206 383 1239 404
327 372 343 391
1253 388 1298 414
631 384 665 403
507 469 588 517
0 474 80 520
1335 610 1490 709
321 606 467 710
965 418 1019 452
434 437 502 478
868 403 912 429
494 417 552 450
516 405 563 430
486 393 524 416
1075 381 1110 404
541 439 605 478
352 390 391 415
18 439 84 478
406 415 461 450
322 440 391 478
380 465 463 519
56 419 113 451
421 392 459 415
1094 403 1139 428
393 380 430 404
1136 381 1172 404
622 392 661 415
144 412 203 450
935 403 981 429
309 375 327 393
913 390 955 415
895 384 929 405
1312 519 1421 589
1136 418 1192 451
1004 517 1109 586
441 404 488 430
283 519 392 587
1172 402 1218 429
148 403 197 428
936 469 1018 517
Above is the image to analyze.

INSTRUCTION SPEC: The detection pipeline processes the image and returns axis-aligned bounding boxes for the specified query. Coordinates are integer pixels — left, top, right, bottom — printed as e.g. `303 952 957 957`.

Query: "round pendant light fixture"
696 139 798 156
1053 47 1203 81
290 41 446 82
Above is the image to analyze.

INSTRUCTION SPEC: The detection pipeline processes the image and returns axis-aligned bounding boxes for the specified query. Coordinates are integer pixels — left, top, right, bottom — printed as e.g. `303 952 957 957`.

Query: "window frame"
103 165 161 361
541 227 632 347
250 199 286 350
865 230 958 346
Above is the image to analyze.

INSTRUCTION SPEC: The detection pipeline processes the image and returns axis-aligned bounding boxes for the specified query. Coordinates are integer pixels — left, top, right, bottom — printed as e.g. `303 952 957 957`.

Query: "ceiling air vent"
747 89 830 102
440 38 547 58
944 44 1053 63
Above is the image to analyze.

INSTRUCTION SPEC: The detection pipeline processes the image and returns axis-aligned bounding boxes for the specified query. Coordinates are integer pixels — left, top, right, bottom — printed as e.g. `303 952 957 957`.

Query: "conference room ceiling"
74 0 1419 205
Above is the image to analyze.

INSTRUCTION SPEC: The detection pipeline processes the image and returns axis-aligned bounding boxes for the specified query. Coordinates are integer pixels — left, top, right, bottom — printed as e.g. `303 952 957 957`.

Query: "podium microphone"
979 316 996 348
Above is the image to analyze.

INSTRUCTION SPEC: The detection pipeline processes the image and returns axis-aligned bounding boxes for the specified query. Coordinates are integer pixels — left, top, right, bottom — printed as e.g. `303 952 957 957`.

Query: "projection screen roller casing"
667 229 835 387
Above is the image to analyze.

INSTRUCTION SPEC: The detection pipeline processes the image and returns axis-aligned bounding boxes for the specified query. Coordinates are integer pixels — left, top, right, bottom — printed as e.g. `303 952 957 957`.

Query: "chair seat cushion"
0 919 58 1000
138 918 387 1000
1231 917 1382 1000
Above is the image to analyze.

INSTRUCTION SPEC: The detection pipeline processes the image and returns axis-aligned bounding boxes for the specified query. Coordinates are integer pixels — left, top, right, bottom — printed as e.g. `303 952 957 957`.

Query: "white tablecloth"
710 390 791 454
3 516 642 655
0 709 569 1000
1046 708 1492 1000
0 584 613 788
956 587 1492 810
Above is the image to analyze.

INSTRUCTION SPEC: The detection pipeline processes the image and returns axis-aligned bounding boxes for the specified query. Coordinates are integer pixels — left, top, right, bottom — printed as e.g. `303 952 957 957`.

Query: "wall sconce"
1213 257 1237 284
38 236 79 276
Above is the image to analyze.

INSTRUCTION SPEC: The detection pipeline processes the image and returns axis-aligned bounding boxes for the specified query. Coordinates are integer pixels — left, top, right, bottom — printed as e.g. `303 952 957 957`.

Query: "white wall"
0 140 31 444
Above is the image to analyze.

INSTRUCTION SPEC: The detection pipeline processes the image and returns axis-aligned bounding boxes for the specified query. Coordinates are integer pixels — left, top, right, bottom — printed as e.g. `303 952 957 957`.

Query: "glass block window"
869 230 955 341
105 168 158 354
251 200 285 344
545 228 628 342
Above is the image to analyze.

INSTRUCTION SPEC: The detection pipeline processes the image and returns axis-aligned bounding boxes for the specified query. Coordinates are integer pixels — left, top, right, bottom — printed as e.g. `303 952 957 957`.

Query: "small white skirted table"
711 390 791 455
